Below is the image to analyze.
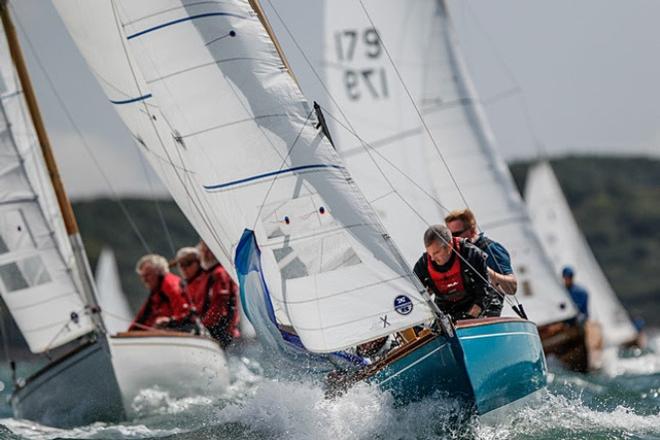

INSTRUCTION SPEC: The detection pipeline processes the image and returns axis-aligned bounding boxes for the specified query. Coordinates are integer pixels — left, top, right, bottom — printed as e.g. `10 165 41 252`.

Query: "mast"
0 2 103 329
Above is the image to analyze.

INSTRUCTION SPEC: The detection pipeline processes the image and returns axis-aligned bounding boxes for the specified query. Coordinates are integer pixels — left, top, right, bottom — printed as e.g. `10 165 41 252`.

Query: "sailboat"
94 247 132 334
0 4 229 427
261 0 587 368
525 161 638 367
54 0 547 415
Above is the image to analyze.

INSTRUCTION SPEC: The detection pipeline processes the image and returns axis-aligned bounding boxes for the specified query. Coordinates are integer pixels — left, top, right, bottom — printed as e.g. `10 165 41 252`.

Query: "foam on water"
214 378 475 440
476 391 660 440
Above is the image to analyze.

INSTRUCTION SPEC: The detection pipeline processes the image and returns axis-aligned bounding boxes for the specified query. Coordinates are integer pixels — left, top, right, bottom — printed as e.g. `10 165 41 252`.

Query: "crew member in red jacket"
198 240 241 348
175 246 209 318
130 254 190 330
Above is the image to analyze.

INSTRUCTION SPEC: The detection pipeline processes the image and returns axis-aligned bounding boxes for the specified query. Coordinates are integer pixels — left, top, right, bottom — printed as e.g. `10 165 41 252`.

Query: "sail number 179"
335 28 389 101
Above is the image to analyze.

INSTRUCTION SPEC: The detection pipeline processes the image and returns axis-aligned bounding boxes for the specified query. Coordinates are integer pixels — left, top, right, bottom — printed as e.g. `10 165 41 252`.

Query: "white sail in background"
0 19 95 353
54 0 435 353
95 247 131 334
525 161 637 346
263 0 576 326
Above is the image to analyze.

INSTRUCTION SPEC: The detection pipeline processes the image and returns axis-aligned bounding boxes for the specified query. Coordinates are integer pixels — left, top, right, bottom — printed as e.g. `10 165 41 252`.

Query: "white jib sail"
94 247 132 334
53 0 435 353
263 0 577 326
0 18 95 353
525 161 637 346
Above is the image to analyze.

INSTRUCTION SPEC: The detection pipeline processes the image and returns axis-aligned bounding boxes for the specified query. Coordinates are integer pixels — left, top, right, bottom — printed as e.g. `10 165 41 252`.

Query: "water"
0 335 658 440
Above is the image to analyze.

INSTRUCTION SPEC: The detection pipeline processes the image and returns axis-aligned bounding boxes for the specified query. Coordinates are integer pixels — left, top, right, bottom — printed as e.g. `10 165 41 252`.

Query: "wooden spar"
248 0 301 88
0 2 79 236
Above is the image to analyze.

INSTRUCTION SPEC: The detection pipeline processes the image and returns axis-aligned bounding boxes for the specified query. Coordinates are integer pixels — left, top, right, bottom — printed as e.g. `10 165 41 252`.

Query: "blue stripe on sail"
127 12 249 40
204 164 344 191
109 94 152 105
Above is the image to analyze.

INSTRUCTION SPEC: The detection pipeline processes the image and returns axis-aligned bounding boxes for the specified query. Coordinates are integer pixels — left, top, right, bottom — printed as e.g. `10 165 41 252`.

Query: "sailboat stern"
456 318 547 414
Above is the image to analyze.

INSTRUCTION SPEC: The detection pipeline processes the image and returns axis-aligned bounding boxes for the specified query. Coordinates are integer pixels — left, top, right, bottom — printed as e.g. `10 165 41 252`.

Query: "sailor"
175 247 208 316
198 240 241 348
445 208 516 316
562 266 589 323
130 254 190 331
414 224 490 320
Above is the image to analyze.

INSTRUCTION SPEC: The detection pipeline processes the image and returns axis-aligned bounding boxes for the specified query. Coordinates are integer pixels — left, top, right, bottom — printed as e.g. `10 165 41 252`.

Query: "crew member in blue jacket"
562 266 589 322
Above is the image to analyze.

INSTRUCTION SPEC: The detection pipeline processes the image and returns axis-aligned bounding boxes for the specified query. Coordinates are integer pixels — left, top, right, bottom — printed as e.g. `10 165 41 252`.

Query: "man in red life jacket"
413 224 490 320
130 254 190 331
198 240 240 348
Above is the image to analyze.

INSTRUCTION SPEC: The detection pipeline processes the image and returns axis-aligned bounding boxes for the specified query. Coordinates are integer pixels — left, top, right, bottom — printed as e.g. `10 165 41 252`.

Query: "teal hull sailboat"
53 0 548 418
237 229 546 415
371 319 546 414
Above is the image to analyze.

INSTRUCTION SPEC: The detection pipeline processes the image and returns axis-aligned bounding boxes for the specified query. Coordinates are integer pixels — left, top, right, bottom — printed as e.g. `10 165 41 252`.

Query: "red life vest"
427 238 466 302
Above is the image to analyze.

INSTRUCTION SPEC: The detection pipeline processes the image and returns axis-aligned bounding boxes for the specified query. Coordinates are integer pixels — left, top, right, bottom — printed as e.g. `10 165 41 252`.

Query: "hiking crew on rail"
414 224 502 320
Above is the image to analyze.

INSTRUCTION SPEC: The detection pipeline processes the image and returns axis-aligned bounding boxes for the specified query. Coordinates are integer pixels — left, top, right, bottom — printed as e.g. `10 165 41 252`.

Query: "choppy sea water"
0 334 657 440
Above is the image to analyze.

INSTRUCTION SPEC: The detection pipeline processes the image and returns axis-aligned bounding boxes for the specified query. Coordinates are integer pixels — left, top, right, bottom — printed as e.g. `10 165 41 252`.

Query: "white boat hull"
109 331 229 413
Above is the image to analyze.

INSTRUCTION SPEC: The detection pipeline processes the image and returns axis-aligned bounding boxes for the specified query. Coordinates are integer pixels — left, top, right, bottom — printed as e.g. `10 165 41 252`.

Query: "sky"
8 0 660 199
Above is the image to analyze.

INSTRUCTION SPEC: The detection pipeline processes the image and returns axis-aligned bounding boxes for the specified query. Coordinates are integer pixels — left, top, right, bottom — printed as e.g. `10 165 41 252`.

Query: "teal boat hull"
370 318 547 414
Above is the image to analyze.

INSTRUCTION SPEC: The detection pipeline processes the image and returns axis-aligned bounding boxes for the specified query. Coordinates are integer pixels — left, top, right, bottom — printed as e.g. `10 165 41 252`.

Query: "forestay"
525 162 637 346
53 0 435 353
0 20 94 353
264 0 576 326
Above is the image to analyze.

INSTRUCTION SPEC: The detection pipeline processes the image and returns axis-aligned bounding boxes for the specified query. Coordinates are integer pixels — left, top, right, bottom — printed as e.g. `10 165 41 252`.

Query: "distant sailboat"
54 0 547 415
525 161 638 350
263 0 584 361
94 247 132 334
1 3 229 427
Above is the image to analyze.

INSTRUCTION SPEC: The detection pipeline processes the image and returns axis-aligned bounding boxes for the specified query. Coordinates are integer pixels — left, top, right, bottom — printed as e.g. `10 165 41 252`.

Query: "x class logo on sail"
394 295 413 315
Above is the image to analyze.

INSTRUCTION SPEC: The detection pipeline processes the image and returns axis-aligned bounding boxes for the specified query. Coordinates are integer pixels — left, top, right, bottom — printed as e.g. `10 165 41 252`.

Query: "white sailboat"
94 247 132 334
525 161 638 347
54 0 547 415
0 4 124 427
1 4 229 427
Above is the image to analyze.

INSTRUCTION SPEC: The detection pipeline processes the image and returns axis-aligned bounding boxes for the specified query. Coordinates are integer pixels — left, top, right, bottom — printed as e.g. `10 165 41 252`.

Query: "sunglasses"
178 259 197 268
451 228 469 237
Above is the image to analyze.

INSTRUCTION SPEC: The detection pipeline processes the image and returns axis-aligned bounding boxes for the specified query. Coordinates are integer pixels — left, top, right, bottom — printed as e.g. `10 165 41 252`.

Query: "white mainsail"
263 0 577 326
0 18 95 353
53 0 435 353
95 247 131 334
525 161 637 346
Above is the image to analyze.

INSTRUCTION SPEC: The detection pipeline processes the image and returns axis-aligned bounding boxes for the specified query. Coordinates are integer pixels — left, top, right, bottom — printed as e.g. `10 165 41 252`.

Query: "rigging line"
264 0 481 304
461 0 547 160
318 104 450 215
134 146 176 256
262 0 392 184
251 107 315 232
266 1 515 306
110 1 230 260
357 0 472 212
355 2 521 304
10 7 152 253
265 0 430 254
